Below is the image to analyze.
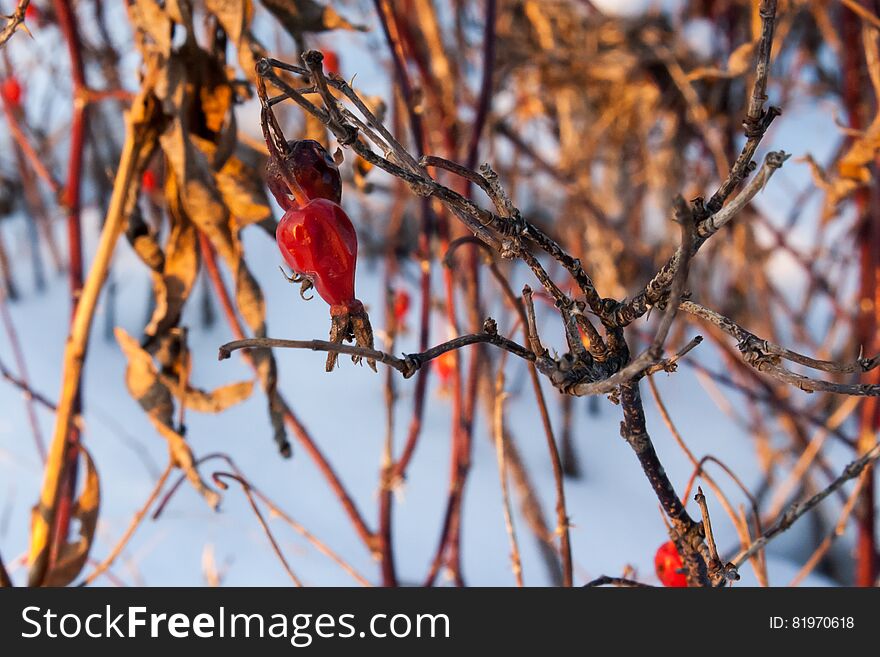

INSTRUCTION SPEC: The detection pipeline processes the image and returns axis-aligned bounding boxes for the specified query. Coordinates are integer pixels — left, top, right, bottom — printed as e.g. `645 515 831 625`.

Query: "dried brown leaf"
156 376 255 413
260 0 366 36
41 448 100 587
115 328 219 508
687 40 757 81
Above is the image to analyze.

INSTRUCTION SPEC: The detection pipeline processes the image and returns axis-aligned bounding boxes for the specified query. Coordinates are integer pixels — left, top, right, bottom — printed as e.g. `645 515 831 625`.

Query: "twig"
521 286 573 586
0 292 45 461
732 441 880 567
681 300 880 396
0 0 29 49
583 576 651 588
153 452 371 587
649 378 768 585
218 325 534 378
493 362 523 586
612 152 788 327
694 487 726 581
212 472 303 587
79 462 174 586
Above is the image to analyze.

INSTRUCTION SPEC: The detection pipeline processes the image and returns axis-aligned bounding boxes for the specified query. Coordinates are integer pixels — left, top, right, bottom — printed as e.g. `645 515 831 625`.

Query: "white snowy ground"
0 0 867 587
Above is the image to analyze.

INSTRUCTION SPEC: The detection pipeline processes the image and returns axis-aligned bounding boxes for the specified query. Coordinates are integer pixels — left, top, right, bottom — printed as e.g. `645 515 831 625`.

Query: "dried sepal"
326 302 376 372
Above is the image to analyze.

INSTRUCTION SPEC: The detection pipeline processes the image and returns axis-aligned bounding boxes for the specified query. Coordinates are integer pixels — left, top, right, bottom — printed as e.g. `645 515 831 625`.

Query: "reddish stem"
373 0 438 586
48 0 88 573
842 4 878 587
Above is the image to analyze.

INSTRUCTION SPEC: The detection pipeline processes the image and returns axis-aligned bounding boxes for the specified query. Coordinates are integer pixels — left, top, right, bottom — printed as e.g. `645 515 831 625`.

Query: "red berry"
433 350 456 384
393 289 410 326
276 198 359 311
323 50 340 75
1 77 22 107
654 541 687 587
266 139 342 210
142 170 156 193
25 4 42 24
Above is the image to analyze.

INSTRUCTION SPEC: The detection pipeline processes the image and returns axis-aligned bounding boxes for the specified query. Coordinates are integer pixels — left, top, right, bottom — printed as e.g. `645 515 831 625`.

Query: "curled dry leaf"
145 175 200 343
260 0 367 37
687 40 758 81
115 328 220 509
156 375 255 413
40 447 100 587
216 143 274 227
806 25 880 221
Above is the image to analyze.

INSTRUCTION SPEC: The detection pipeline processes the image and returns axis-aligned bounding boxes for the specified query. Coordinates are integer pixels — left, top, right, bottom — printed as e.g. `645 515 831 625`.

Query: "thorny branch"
0 0 29 50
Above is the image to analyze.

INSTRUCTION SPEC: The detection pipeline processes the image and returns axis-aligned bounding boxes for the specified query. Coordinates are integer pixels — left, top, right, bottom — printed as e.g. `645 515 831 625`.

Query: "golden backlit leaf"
687 40 757 82
145 190 200 339
156 376 255 413
129 0 172 57
216 145 273 227
259 0 366 36
205 0 254 46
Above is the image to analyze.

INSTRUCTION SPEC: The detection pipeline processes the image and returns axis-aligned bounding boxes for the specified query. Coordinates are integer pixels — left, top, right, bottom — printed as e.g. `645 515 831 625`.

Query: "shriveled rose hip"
265 139 342 209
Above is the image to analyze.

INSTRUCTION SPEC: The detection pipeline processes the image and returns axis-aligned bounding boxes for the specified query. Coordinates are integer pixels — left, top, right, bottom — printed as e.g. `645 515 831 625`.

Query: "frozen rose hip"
276 198 358 310
276 198 375 371
260 68 372 372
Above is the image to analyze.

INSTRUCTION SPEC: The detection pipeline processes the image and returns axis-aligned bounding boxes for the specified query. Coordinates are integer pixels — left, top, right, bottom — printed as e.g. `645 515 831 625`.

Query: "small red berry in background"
393 289 410 330
654 541 687 587
323 49 340 75
1 77 23 107
25 3 43 25
433 350 456 387
142 170 156 194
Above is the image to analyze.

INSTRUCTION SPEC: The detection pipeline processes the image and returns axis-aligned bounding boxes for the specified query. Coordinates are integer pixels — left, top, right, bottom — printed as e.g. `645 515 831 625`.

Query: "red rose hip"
654 541 687 587
276 198 358 311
